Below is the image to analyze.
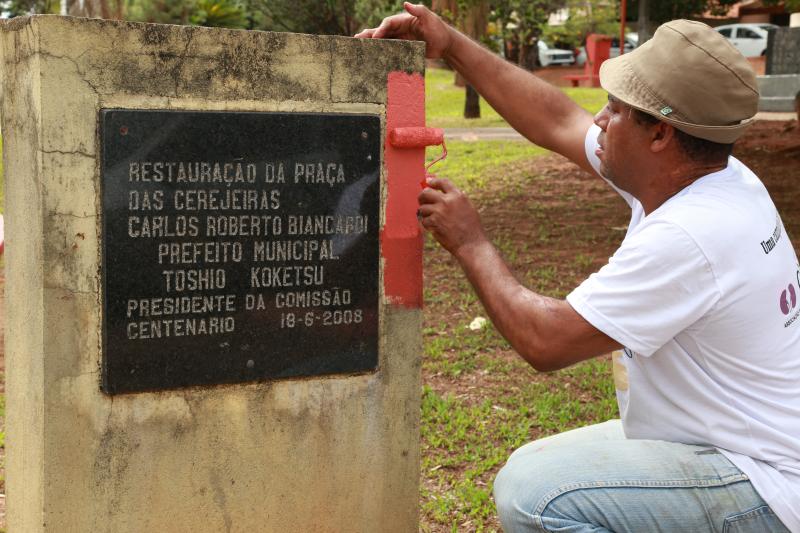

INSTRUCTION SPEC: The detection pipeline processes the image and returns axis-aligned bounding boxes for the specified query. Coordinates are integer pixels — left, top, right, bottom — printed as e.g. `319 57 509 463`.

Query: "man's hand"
354 2 454 59
418 177 619 371
418 177 488 257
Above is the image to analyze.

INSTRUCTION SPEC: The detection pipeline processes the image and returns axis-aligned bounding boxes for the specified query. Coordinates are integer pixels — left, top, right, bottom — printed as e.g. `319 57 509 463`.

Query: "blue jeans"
493 420 790 532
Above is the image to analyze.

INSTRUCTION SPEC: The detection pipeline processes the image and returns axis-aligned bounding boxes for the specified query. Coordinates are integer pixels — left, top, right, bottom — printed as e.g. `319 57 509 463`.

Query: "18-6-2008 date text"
279 309 363 329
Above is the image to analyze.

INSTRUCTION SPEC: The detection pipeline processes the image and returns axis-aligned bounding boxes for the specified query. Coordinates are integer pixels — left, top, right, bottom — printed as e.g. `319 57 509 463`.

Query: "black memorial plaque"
101 110 380 394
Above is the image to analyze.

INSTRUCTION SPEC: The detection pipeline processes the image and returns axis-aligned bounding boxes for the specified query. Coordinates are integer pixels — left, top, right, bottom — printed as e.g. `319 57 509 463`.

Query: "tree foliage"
125 0 246 27
764 0 800 12
189 0 246 27
7 0 799 31
241 0 353 34
490 0 565 69
627 0 739 25
1 0 57 17
543 0 619 50
236 0 425 34
354 0 406 30
126 0 194 24
5 0 418 34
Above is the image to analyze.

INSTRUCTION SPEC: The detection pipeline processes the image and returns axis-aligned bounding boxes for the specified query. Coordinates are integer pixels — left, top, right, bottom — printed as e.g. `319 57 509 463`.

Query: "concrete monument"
0 15 425 532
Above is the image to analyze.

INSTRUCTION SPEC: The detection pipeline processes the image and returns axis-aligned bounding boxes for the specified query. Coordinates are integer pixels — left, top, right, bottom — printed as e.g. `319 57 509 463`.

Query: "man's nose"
594 105 610 130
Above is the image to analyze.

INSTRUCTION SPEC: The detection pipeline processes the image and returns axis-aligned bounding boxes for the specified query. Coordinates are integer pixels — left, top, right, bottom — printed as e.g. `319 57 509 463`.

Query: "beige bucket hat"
599 19 759 144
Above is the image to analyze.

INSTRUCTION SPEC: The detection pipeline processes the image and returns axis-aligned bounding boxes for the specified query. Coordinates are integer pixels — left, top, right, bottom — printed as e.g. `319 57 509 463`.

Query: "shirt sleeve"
567 221 721 356
584 124 635 208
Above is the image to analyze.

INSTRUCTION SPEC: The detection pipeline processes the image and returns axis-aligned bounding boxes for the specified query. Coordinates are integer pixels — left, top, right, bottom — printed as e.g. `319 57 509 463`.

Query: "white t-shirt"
567 124 800 531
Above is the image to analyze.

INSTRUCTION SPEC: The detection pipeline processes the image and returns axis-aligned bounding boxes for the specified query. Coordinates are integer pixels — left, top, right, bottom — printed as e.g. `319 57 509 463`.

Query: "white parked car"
610 34 637 58
538 40 575 67
715 23 778 57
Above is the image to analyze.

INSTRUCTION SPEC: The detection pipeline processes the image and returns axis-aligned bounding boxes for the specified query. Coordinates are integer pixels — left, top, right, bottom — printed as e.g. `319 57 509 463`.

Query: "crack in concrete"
43 286 95 295
49 211 95 219
172 29 196 98
38 50 102 97
328 39 334 103
102 394 114 446
41 148 95 158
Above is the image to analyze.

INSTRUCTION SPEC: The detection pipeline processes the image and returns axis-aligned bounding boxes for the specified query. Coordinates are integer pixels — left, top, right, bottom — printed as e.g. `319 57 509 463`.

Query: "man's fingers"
425 177 457 194
417 204 436 217
418 186 445 205
403 2 427 17
417 205 437 230
371 20 391 39
356 13 408 39
372 14 411 39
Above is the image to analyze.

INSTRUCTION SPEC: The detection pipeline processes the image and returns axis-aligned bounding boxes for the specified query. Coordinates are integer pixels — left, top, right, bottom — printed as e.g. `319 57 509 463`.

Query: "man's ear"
650 122 675 153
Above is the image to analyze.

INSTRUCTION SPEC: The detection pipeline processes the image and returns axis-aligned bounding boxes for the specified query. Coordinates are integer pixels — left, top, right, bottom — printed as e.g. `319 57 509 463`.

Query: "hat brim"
599 55 754 144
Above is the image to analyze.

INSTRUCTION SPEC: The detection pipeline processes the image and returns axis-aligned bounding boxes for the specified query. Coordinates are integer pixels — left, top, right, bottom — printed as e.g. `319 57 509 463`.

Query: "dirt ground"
0 119 796 531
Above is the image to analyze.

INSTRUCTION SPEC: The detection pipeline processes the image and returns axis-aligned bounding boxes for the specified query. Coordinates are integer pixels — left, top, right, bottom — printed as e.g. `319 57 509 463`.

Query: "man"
357 4 799 532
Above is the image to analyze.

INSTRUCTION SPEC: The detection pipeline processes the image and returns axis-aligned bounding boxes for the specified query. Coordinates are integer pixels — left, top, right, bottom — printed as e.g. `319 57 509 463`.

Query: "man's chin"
599 163 613 182
600 166 629 192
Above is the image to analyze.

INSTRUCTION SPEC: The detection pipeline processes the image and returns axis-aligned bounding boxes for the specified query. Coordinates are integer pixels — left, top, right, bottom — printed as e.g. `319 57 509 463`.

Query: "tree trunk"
519 41 538 71
464 84 480 119
637 0 652 44
459 1 489 118
431 0 458 23
463 1 488 40
431 0 488 117
505 38 519 64
65 0 123 18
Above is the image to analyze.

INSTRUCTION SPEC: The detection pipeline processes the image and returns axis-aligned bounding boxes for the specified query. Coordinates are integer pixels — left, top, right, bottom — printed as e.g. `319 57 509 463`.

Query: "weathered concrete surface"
1 16 424 532
757 74 800 112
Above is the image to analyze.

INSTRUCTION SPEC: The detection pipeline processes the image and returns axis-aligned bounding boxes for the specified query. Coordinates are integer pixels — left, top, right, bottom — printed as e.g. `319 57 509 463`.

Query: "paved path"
754 111 796 121
444 112 795 142
443 128 525 141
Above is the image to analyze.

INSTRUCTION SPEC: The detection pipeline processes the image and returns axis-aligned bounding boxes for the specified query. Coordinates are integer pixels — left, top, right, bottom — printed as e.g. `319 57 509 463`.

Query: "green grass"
426 140 547 192
426 68 509 128
561 86 609 115
418 100 627 528
425 67 607 129
420 358 617 530
420 385 527 529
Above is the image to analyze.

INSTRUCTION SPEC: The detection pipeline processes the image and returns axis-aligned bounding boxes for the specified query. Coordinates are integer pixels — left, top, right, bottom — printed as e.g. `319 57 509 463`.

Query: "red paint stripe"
382 71 425 308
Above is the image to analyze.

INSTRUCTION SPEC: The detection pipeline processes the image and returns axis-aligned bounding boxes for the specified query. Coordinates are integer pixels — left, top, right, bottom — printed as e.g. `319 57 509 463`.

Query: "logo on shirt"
760 215 782 255
780 284 796 315
781 274 800 328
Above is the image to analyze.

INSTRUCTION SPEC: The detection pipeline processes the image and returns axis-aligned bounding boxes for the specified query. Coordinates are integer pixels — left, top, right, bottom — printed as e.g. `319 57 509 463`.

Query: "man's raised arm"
356 2 596 172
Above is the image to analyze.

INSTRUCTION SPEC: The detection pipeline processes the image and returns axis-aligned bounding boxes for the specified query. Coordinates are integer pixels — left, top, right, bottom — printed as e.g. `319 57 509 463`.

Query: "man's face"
592 95 654 194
